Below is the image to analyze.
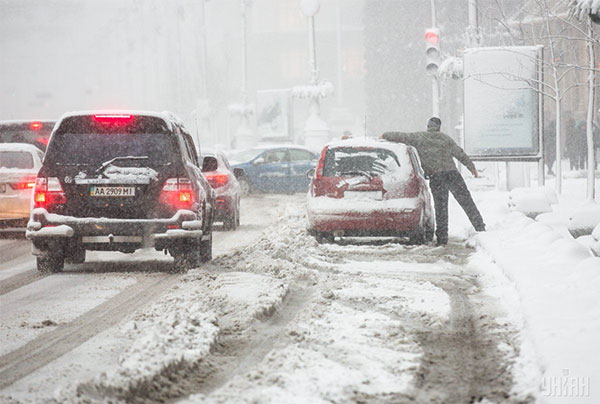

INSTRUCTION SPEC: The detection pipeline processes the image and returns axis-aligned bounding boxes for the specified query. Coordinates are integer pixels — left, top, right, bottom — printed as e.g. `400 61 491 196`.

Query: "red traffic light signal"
425 29 439 44
425 28 441 76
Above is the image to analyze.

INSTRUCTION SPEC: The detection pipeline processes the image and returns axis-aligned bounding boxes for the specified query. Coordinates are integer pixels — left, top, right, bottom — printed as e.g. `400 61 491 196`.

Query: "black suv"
26 111 214 272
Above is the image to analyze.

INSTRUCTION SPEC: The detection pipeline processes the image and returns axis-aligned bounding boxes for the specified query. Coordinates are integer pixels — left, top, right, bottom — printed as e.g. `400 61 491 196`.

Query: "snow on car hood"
74 165 159 185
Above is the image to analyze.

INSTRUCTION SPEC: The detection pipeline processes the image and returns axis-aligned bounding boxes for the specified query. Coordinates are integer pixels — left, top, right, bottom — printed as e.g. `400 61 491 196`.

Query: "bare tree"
567 0 599 201
489 0 591 194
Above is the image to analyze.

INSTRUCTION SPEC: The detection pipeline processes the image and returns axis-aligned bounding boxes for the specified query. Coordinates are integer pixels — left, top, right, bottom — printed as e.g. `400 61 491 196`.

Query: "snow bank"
71 286 219 401
507 186 557 218
567 202 600 238
462 178 600 402
67 270 288 402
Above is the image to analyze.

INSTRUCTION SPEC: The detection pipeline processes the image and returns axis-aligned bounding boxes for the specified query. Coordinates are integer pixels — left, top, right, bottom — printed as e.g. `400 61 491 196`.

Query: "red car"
307 139 435 244
201 149 241 230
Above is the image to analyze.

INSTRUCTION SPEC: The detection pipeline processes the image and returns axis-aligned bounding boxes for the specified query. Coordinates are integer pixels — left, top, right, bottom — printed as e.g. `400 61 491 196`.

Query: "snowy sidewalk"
454 176 600 403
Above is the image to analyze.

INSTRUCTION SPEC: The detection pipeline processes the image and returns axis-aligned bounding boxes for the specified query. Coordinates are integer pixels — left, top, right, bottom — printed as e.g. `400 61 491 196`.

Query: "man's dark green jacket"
382 129 476 177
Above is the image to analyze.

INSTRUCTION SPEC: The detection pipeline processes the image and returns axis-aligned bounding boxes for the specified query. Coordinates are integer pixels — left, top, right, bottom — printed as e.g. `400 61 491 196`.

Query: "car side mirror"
253 157 265 165
233 168 244 178
202 156 219 172
306 169 315 179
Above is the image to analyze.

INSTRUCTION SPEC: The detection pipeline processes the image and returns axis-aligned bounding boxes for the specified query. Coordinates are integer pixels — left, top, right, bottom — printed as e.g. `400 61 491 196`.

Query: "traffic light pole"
430 0 439 117
432 77 440 117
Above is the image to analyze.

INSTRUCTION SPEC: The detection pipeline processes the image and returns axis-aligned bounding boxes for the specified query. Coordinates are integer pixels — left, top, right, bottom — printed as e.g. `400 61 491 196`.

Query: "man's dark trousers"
429 170 485 244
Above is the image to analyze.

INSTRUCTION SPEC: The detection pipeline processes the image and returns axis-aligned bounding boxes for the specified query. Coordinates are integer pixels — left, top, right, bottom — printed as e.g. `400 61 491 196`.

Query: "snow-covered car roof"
324 137 412 156
0 142 44 153
55 110 184 131
0 119 56 126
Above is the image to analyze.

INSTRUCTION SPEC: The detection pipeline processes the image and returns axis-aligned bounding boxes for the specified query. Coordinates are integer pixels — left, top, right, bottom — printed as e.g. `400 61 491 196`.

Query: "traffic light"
425 28 441 76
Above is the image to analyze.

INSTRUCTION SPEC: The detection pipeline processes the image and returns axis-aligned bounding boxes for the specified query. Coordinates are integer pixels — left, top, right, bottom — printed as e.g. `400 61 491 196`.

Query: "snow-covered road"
0 192 539 403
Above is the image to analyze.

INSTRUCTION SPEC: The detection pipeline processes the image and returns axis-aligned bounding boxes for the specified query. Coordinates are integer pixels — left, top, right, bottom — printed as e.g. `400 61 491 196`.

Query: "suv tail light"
159 178 196 210
33 177 66 209
205 173 229 188
9 180 36 190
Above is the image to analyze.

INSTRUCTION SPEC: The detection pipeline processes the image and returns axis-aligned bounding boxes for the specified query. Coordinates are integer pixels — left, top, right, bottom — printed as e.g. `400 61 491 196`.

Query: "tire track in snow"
0 240 32 269
0 273 178 390
410 270 522 402
0 268 44 296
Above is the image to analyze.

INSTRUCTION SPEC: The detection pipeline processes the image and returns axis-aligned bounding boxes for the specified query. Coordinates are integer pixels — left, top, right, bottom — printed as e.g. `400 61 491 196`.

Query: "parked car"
26 111 214 272
201 149 241 230
0 143 44 223
0 120 56 151
306 139 435 244
229 145 319 194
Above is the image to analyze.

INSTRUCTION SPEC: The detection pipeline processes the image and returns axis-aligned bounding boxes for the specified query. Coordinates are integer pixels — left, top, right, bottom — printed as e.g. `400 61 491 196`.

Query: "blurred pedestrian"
565 116 577 170
574 119 588 170
543 120 556 175
380 117 485 246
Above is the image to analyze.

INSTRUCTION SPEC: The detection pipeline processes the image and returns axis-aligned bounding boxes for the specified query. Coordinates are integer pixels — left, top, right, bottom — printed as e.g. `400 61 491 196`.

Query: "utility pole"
230 0 255 149
466 0 482 47
430 0 440 117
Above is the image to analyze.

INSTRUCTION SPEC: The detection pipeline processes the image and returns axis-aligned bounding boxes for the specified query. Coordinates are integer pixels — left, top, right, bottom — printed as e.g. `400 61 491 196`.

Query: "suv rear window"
323 147 401 177
0 151 34 169
45 116 176 166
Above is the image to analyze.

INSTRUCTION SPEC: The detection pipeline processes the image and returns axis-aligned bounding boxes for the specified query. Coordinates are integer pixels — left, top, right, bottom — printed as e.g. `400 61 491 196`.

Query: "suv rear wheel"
65 246 86 264
37 254 65 273
223 208 238 231
172 243 200 271
199 232 212 262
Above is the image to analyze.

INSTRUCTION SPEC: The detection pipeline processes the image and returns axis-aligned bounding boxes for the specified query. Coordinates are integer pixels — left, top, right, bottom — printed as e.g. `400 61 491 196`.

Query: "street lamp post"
293 0 332 150
230 0 255 149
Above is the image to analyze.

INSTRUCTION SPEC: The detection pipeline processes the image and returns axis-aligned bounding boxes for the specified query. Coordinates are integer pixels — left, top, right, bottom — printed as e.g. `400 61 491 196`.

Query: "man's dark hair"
427 117 442 130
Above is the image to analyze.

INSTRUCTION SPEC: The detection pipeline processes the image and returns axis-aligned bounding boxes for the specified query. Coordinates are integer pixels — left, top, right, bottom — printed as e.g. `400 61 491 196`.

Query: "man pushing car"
380 117 485 245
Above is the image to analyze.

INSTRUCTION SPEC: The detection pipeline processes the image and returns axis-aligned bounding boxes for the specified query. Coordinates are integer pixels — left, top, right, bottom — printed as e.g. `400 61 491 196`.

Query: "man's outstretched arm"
380 132 420 146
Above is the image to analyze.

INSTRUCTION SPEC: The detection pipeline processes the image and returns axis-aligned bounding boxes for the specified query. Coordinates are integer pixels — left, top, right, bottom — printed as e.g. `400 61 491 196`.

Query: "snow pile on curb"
507 187 556 218
567 202 600 238
209 202 322 282
473 205 600 401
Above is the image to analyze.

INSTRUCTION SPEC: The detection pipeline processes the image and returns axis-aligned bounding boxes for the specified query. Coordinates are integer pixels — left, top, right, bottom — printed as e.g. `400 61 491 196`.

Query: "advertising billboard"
463 46 543 161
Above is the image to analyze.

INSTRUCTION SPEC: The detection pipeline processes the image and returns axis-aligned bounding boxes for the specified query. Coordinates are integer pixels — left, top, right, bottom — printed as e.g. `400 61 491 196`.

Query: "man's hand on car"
470 167 479 178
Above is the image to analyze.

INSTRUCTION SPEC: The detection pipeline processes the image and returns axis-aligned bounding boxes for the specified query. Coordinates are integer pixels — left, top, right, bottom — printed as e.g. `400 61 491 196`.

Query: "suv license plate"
90 186 135 197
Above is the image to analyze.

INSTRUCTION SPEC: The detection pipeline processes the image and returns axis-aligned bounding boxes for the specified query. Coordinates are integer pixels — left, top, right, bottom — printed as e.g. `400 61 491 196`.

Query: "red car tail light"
205 173 229 188
9 181 36 190
30 122 43 131
315 149 327 180
159 178 196 210
33 177 66 209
